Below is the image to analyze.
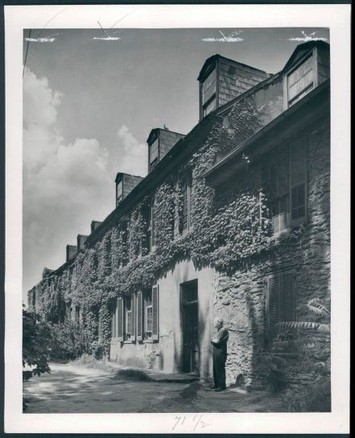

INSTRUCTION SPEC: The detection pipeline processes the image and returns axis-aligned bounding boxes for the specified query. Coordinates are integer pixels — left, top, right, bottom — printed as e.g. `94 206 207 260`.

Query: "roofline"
204 79 330 185
115 172 144 183
197 53 269 81
214 72 281 117
146 127 185 145
87 114 218 245
34 115 217 279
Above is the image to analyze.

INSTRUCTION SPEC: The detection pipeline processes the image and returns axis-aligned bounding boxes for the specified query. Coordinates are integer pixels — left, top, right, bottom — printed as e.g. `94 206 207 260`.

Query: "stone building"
28 41 330 387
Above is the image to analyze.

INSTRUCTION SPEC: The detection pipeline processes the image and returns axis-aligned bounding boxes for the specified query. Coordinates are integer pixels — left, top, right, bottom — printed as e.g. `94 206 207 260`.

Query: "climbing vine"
28 91 308 355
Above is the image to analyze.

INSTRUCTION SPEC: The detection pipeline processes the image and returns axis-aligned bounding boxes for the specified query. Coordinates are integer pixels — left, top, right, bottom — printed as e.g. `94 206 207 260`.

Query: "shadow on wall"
198 306 211 381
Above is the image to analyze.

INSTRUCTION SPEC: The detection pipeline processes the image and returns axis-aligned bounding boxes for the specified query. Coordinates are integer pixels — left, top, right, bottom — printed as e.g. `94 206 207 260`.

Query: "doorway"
181 280 199 374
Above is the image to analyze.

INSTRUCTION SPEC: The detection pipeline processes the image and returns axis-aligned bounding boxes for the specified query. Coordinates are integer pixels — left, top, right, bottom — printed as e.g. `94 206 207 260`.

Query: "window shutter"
152 285 159 341
267 275 280 343
117 297 124 341
137 291 143 341
173 199 180 238
131 294 136 341
282 271 295 322
112 299 117 339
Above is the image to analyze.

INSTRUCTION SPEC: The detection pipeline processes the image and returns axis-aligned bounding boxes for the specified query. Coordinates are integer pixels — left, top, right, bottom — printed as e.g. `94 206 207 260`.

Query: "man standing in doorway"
211 317 229 391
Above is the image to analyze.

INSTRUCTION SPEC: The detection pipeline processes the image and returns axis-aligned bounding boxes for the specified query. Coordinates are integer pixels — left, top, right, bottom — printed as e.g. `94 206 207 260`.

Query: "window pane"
145 290 152 306
146 306 153 332
202 68 216 104
288 56 314 104
291 142 305 186
150 139 159 164
291 184 305 220
117 181 123 203
126 310 132 336
277 164 289 196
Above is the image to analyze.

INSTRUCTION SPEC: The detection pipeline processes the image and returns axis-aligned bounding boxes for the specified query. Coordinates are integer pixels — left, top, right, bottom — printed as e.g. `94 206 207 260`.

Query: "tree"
23 308 52 382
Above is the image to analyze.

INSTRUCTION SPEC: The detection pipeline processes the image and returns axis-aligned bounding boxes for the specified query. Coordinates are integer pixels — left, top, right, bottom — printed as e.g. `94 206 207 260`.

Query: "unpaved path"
23 362 284 413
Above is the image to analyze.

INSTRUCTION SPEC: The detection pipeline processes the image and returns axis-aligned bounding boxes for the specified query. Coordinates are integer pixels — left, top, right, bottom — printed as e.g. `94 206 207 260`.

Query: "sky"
23 27 329 297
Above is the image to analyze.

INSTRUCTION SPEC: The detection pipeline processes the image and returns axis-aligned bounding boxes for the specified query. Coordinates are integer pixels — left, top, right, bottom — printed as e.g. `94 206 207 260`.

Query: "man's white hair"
214 317 224 324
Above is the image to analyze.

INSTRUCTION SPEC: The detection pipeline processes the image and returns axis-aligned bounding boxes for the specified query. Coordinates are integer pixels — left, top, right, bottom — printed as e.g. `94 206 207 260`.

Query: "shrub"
49 321 90 361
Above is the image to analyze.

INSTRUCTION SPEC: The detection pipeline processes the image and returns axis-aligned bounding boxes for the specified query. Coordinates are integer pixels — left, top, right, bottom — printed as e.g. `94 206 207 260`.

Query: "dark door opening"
181 280 199 374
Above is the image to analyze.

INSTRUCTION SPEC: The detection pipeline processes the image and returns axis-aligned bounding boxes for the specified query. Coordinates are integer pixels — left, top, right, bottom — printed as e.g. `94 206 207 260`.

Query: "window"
149 138 159 170
113 287 159 343
116 180 123 205
202 68 217 105
287 55 314 106
149 198 156 249
270 142 306 234
144 289 153 340
112 296 136 342
266 269 296 348
124 296 133 341
181 173 192 234
202 68 217 118
136 286 159 342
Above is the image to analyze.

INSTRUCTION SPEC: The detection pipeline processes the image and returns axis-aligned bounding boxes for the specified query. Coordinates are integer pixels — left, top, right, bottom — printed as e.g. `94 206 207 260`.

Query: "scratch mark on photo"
92 7 139 41
23 7 67 43
288 30 328 42
202 30 244 43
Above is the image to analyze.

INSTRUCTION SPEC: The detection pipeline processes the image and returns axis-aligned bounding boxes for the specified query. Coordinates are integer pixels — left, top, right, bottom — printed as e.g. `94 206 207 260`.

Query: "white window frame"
270 141 307 235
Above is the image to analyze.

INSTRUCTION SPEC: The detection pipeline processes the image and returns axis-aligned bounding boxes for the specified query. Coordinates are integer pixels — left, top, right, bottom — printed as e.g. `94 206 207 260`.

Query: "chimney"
146 128 185 173
91 221 102 233
66 244 77 262
77 234 88 252
197 54 269 120
115 173 144 207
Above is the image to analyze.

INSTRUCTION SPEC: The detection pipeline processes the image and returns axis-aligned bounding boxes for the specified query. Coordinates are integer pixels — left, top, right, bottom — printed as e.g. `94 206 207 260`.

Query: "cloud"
23 68 149 297
114 124 147 177
23 68 114 295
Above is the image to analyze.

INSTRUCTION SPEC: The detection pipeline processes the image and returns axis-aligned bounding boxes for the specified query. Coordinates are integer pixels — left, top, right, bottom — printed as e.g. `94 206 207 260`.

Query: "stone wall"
213 117 330 387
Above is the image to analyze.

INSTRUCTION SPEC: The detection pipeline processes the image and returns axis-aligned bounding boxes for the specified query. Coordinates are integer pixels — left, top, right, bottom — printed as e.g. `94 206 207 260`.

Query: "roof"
115 172 143 183
146 127 185 145
197 53 269 81
204 79 330 187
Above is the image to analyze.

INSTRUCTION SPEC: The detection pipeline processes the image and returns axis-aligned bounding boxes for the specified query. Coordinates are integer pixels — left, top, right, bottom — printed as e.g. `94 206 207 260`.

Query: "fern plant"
270 297 331 411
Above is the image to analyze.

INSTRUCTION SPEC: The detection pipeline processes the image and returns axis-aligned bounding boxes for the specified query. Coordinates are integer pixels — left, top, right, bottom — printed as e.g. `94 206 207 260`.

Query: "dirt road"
23 362 284 413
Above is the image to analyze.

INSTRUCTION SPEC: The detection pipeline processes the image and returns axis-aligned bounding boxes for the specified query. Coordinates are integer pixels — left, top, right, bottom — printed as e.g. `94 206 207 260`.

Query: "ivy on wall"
29 93 308 353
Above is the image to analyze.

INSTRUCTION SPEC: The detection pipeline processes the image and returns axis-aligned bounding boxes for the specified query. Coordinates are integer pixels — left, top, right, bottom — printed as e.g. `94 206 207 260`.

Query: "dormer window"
202 68 217 117
115 173 144 208
146 128 185 173
198 55 268 121
287 55 314 107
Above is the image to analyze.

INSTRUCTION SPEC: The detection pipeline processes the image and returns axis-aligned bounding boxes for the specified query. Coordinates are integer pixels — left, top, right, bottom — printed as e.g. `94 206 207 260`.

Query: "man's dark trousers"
212 346 227 389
